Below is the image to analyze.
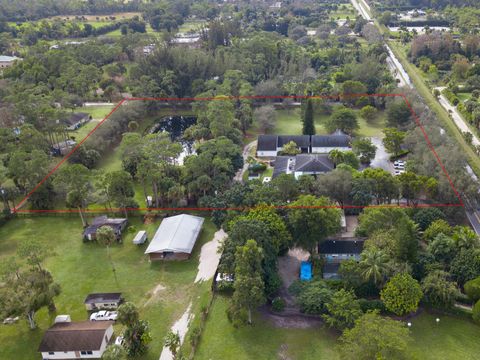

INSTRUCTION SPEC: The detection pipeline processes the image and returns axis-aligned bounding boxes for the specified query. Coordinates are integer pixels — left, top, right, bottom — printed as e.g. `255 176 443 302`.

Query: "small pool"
300 261 312 281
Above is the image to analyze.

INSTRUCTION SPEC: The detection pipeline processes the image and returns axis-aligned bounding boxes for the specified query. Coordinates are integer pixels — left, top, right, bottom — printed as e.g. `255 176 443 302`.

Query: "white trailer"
133 230 147 245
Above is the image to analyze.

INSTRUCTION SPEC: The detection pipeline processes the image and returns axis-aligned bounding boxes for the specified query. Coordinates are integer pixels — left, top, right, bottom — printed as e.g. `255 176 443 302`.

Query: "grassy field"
0 215 216 360
196 296 480 360
388 40 480 176
457 92 472 102
195 296 340 360
178 20 206 33
273 108 385 137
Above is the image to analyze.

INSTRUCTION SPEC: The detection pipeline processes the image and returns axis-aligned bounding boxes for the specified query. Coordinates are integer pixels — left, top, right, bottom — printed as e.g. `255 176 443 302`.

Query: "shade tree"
380 273 423 316
287 195 341 254
337 311 411 360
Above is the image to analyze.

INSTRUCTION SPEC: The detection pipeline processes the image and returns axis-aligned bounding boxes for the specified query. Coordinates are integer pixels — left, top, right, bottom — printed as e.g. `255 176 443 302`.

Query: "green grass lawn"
83 105 116 119
178 20 206 33
273 108 385 137
195 296 340 360
457 92 472 102
0 216 217 360
196 296 480 360
409 312 480 360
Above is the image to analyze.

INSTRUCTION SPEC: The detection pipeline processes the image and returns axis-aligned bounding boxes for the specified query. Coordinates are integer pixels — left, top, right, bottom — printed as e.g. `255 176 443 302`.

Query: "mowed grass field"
0 216 216 360
273 108 386 138
196 297 480 360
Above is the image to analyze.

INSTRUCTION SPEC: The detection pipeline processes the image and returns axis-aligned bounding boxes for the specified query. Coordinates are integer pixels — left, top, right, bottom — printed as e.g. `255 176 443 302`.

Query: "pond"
149 115 197 165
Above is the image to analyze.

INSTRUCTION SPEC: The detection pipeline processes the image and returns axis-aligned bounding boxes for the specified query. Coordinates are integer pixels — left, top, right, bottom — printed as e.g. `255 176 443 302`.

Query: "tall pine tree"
302 99 315 135
231 239 265 325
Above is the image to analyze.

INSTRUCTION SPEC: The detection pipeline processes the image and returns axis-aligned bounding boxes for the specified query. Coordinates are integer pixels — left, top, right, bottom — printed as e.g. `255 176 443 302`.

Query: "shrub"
473 300 480 324
358 298 386 313
248 163 267 173
189 326 201 348
464 276 480 302
271 297 286 312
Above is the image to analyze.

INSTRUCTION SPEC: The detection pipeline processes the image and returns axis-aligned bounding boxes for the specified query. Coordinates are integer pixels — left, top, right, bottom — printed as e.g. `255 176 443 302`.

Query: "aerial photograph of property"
1 0 480 359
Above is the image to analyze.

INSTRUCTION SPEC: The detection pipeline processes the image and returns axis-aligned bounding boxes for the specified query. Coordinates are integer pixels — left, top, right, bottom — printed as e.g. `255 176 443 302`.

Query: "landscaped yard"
196 296 480 360
0 215 216 360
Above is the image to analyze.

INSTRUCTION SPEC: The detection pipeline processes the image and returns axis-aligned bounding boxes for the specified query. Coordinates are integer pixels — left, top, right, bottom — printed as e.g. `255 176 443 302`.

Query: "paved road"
466 210 480 235
350 0 413 88
370 137 395 173
234 140 257 182
434 87 480 147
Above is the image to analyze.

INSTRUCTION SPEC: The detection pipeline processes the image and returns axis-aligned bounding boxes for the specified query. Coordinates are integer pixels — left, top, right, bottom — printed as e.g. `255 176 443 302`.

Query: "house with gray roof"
272 154 334 179
145 214 204 261
62 112 91 131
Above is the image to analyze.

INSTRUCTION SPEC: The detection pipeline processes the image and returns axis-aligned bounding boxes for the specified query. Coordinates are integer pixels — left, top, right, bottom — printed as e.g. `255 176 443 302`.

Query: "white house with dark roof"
273 154 334 179
293 154 335 178
38 320 114 359
61 112 91 131
257 132 351 157
84 293 123 311
311 131 351 153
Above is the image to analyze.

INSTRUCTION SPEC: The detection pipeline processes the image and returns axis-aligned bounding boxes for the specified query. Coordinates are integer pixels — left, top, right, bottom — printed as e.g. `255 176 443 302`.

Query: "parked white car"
115 335 124 346
90 310 118 321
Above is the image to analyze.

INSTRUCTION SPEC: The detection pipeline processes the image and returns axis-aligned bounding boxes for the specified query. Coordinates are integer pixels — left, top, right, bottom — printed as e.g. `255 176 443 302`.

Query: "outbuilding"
144 214 204 261
84 293 123 311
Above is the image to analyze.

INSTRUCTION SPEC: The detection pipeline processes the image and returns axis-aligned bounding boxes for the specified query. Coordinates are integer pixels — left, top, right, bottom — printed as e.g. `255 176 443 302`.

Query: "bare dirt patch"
144 284 166 307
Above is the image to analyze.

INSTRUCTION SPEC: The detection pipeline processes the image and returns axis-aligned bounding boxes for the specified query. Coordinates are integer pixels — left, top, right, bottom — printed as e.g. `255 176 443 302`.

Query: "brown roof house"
82 216 127 242
145 214 204 261
38 319 114 359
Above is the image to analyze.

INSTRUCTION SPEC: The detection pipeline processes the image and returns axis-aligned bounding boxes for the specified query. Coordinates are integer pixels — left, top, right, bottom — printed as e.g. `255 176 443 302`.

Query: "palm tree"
359 247 389 287
164 331 180 359
328 149 345 167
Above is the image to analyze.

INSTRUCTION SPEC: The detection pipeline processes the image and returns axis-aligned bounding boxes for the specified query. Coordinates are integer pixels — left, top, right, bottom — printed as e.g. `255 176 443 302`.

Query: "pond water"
149 115 197 165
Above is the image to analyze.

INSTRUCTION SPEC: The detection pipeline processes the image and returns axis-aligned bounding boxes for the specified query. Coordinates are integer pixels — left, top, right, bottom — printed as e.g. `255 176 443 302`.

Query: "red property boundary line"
13 93 464 214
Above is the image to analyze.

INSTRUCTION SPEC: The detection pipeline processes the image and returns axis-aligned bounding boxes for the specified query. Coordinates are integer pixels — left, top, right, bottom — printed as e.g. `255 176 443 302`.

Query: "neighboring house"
82 216 128 241
0 55 20 68
257 132 351 157
62 112 91 131
311 131 351 154
272 154 334 179
256 135 278 157
38 320 114 360
84 293 123 311
171 33 202 48
318 239 364 279
293 154 334 179
145 214 204 261
52 139 77 156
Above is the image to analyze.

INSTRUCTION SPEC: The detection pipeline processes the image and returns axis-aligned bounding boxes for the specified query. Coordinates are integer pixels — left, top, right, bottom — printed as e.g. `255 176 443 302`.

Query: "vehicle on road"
90 310 118 321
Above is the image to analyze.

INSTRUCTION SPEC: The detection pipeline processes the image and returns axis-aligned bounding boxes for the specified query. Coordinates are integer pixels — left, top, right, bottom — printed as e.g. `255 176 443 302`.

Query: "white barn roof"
145 214 204 254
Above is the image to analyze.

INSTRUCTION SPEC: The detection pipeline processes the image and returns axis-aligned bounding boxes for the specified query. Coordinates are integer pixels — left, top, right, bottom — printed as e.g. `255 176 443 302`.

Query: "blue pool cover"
300 261 312 281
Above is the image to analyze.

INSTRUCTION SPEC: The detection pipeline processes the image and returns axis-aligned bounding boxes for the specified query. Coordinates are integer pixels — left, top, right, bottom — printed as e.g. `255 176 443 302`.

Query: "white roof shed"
145 214 204 254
